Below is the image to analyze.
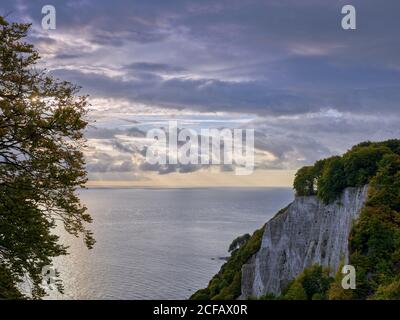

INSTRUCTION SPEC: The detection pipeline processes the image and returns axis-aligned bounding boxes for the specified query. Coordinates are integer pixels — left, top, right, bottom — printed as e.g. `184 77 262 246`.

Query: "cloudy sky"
2 0 400 187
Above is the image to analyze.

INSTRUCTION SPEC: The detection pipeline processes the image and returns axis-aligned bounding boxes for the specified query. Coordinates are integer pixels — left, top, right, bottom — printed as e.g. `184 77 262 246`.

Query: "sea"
47 187 293 299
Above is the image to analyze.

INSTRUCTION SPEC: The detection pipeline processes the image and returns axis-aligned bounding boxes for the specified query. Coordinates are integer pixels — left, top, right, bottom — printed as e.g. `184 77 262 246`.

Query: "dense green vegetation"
0 17 93 298
193 140 400 300
253 265 335 300
0 264 23 299
190 205 295 300
279 265 333 300
293 140 400 203
228 234 251 252
190 225 265 300
283 140 400 299
348 151 400 299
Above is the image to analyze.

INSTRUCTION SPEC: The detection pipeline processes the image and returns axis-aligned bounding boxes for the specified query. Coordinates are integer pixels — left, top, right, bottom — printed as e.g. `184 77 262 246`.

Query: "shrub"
372 277 400 300
280 265 333 300
190 225 265 300
294 166 316 196
282 280 308 300
228 234 251 252
291 140 400 299
343 145 389 187
317 156 346 203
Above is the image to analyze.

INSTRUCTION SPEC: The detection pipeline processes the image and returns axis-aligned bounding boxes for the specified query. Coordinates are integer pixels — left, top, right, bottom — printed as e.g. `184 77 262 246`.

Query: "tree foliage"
293 140 400 204
292 139 400 299
316 156 346 203
293 166 316 196
0 17 94 298
281 265 333 300
348 152 400 299
193 140 400 300
228 233 250 252
343 145 389 187
326 262 354 300
372 277 400 300
190 225 265 300
281 280 308 300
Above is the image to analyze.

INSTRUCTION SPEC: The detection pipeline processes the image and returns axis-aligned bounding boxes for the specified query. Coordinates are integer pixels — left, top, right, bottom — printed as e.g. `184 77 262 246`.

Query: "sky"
2 0 400 187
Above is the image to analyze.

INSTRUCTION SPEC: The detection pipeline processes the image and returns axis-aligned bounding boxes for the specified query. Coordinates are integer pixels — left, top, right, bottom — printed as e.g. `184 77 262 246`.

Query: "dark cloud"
85 127 124 139
51 67 400 116
125 62 186 73
86 152 136 173
126 127 146 137
48 68 316 115
138 162 202 175
2 0 400 173
55 53 84 60
252 111 400 169
2 0 400 117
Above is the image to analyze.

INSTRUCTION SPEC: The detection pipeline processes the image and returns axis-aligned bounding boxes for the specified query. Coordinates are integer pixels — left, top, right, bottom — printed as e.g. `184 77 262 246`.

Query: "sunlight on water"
47 188 293 300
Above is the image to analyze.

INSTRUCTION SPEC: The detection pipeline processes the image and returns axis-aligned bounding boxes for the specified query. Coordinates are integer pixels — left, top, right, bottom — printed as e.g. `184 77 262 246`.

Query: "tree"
293 166 315 196
317 156 346 203
372 277 400 300
228 233 250 252
327 262 354 300
368 153 400 211
300 265 333 299
282 265 333 300
281 280 307 300
0 16 94 298
190 225 265 300
343 145 389 186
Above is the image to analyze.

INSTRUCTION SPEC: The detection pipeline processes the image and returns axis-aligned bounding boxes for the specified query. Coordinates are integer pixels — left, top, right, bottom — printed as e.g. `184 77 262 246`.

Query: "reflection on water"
47 187 293 300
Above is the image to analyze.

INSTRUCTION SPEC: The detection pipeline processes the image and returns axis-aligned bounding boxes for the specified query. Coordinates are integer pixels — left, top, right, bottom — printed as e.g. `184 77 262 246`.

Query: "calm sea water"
48 188 293 300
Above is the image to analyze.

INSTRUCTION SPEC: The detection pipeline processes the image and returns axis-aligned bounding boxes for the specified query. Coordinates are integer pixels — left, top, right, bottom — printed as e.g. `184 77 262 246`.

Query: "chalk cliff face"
241 185 368 298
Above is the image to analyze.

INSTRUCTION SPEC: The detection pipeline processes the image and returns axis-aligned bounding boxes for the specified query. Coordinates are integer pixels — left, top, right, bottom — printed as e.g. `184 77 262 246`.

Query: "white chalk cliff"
241 185 369 298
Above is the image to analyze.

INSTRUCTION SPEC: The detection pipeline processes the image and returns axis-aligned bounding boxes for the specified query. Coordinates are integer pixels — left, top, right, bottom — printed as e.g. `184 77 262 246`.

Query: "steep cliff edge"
241 185 368 298
191 140 400 300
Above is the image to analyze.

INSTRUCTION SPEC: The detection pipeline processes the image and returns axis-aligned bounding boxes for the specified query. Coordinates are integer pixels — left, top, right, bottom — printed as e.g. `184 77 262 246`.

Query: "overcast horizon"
2 0 400 187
